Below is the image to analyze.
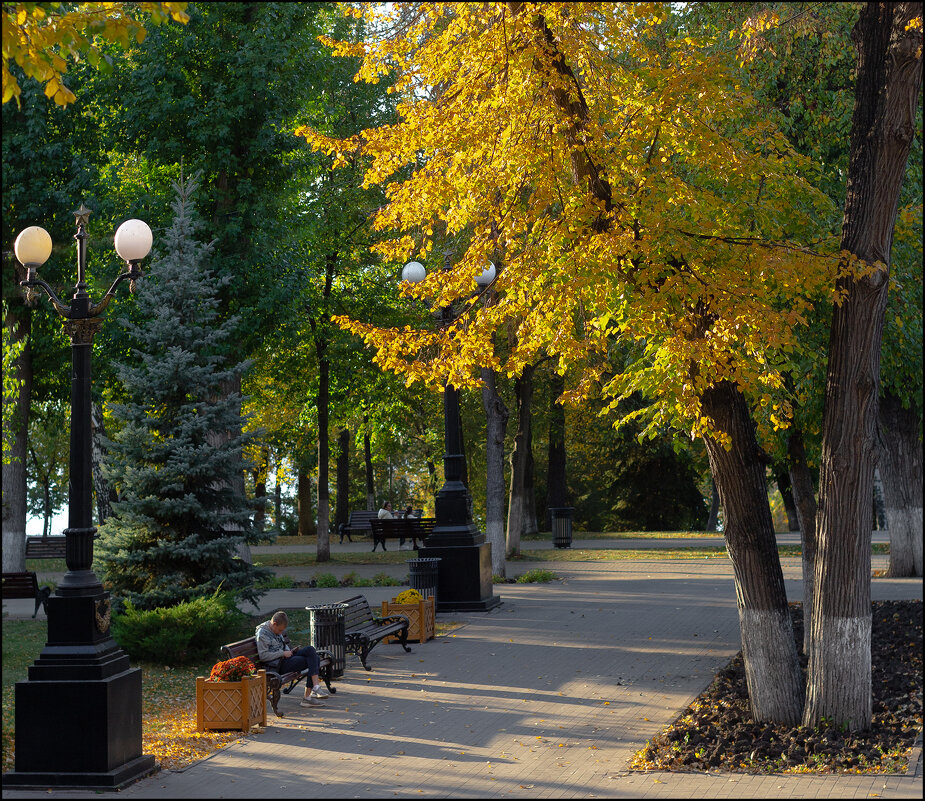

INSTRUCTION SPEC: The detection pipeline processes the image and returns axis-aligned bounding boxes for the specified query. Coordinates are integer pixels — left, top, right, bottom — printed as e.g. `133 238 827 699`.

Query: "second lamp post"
401 253 499 612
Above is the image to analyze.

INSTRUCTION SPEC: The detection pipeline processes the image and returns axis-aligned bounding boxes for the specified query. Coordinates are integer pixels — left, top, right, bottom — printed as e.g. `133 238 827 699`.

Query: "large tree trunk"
363 419 375 511
296 458 315 537
701 381 804 725
774 469 800 532
788 427 818 654
544 372 568 532
879 392 923 577
481 366 510 577
252 445 269 534
2 306 31 573
506 364 534 557
316 353 331 562
804 1 922 731
335 427 350 532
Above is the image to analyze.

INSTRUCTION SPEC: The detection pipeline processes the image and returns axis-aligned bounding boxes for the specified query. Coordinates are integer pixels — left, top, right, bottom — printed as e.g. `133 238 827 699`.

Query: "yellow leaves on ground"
142 708 248 772
2 2 189 106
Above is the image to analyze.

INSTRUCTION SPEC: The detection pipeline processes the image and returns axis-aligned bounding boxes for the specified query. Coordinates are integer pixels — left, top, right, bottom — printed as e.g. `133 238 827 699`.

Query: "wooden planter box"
196 669 267 733
381 597 435 643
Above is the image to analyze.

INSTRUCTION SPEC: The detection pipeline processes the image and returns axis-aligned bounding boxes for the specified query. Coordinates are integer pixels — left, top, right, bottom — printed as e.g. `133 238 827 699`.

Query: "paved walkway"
3 542 920 798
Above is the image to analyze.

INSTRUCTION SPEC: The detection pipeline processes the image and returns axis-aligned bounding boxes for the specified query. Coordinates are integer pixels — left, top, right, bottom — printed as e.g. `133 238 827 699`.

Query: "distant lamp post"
401 254 500 612
6 206 156 790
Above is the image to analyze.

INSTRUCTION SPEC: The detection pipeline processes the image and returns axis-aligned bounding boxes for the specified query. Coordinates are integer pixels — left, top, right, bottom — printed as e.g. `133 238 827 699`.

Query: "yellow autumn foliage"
297 2 841 444
2 2 190 106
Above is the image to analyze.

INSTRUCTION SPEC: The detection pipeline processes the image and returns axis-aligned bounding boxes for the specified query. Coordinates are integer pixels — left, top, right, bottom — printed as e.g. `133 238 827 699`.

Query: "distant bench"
25 536 67 560
369 517 436 552
338 510 377 542
2 572 52 618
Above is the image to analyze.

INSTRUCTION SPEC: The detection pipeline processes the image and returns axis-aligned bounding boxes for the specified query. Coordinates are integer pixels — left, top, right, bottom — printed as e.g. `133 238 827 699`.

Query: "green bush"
372 572 402 586
110 588 245 664
516 568 558 583
314 572 339 588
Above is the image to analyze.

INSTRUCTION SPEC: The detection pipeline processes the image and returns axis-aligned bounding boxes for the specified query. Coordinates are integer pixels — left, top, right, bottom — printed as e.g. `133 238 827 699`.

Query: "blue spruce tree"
97 172 270 609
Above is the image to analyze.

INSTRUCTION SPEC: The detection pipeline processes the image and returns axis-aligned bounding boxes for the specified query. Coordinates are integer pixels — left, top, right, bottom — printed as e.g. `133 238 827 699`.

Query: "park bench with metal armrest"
25 536 67 560
369 517 436 552
338 509 377 542
2 572 52 618
220 634 335 717
341 593 411 670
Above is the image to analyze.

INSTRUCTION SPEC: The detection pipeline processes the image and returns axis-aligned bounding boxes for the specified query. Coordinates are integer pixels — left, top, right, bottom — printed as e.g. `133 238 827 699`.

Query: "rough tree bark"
804 1 922 731
335 427 350 534
481 365 510 577
506 363 534 557
363 418 375 511
545 371 568 532
702 381 804 724
774 469 800 532
1 305 30 573
878 391 923 577
296 458 316 537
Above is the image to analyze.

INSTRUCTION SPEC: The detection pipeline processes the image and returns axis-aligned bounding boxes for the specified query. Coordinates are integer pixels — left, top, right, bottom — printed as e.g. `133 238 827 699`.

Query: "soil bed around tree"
631 600 922 774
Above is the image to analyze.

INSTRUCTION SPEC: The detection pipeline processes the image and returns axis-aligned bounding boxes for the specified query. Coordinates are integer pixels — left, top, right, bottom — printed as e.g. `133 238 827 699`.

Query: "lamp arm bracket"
19 278 72 317
88 269 136 316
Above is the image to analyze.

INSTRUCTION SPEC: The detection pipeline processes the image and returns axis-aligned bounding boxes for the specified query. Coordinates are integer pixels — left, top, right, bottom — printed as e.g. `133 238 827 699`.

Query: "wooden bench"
338 509 377 542
341 594 411 670
220 634 335 717
2 571 52 618
369 517 436 552
25 536 67 560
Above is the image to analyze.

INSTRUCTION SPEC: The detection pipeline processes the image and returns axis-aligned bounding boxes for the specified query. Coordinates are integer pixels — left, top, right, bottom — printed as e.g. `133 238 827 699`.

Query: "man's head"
269 610 288 635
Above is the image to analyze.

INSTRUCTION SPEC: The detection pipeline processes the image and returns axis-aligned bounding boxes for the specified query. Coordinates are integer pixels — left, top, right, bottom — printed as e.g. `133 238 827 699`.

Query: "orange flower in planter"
207 656 256 682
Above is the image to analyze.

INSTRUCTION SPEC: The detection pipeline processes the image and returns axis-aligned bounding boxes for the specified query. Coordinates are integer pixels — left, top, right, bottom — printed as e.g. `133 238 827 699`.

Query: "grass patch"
516 568 559 583
254 550 411 568
509 544 889 561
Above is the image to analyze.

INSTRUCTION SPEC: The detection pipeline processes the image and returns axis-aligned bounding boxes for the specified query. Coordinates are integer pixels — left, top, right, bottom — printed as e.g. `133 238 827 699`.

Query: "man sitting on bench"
256 611 331 707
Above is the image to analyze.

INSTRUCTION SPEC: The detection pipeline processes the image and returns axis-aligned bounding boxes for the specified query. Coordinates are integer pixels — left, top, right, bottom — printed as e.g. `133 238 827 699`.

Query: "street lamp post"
5 206 156 790
401 253 500 612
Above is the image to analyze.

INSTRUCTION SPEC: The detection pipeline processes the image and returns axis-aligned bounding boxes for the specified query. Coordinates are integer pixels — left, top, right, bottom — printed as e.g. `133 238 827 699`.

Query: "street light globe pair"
14 218 153 269
402 260 496 287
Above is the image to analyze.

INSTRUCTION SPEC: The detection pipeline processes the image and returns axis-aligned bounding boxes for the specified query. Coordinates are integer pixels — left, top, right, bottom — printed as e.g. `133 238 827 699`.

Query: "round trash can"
407 557 441 606
549 507 574 549
306 602 348 678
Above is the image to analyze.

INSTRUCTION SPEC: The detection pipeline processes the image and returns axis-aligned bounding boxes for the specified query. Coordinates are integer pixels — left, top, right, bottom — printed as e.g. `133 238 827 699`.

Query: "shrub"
110 588 245 664
314 572 339 588
341 571 359 586
516 568 559 583
372 572 402 586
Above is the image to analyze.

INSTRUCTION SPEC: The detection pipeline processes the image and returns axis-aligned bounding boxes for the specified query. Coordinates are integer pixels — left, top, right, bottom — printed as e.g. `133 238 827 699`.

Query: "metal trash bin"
407 557 441 606
306 602 348 678
549 507 574 549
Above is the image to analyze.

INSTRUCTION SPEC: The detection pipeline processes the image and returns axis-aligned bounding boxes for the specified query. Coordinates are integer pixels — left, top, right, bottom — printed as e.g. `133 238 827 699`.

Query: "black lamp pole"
408 250 499 612
6 205 156 790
